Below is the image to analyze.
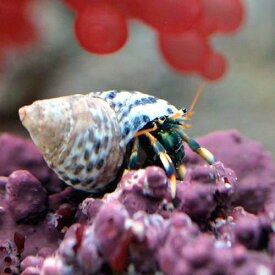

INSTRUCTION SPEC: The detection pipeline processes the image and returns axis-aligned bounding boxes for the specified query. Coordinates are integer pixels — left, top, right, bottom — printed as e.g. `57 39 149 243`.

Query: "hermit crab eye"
158 116 167 123
182 108 187 114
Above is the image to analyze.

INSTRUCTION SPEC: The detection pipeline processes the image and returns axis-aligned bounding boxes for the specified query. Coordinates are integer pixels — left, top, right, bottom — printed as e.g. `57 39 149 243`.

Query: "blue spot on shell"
121 111 128 119
134 99 142 105
128 104 133 110
141 98 150 104
108 91 117 99
167 107 174 114
148 96 157 103
133 116 141 129
142 115 150 123
122 122 131 138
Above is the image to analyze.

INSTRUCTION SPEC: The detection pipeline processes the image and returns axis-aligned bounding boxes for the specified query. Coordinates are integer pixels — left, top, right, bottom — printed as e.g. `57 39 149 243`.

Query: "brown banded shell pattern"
19 90 178 193
19 94 124 193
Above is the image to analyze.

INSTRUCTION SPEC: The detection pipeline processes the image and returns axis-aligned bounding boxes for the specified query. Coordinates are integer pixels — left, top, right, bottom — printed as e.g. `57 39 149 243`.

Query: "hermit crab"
19 89 215 198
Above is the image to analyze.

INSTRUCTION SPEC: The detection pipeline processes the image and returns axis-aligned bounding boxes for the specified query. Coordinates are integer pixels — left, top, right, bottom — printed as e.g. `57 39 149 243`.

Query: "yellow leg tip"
122 169 129 176
197 148 216 164
177 164 187 180
170 174 177 198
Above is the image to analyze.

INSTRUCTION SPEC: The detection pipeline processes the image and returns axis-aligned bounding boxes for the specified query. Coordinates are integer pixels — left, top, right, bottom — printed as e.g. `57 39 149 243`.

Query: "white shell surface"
89 90 178 147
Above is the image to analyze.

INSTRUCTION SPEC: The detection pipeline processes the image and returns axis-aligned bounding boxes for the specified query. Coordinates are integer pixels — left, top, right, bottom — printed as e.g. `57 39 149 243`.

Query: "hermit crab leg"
133 123 158 137
172 126 216 165
177 164 187 180
128 137 140 169
143 132 177 198
129 123 157 169
183 135 216 164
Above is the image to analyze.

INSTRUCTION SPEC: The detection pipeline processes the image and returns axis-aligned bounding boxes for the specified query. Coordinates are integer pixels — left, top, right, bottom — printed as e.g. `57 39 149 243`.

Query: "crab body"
134 118 185 174
19 90 215 197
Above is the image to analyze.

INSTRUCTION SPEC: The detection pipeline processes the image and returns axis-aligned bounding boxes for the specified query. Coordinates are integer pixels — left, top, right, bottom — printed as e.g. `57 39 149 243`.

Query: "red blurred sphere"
0 2 25 36
202 0 244 33
63 0 133 16
194 15 217 37
75 4 128 54
133 0 203 34
159 31 209 72
107 0 135 16
0 0 36 46
61 0 244 80
199 52 227 80
62 0 90 11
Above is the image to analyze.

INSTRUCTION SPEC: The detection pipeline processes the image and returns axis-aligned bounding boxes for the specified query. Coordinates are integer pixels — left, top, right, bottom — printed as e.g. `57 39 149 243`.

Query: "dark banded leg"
144 132 177 198
128 137 140 169
172 126 216 164
183 134 216 164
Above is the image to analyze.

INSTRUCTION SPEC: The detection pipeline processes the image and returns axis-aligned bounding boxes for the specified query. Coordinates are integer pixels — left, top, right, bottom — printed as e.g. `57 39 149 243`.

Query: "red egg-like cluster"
0 0 38 70
63 0 244 80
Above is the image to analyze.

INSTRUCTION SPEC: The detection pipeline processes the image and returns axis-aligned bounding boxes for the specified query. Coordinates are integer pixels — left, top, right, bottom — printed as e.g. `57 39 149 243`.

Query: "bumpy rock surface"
185 129 275 213
0 130 274 275
0 134 64 193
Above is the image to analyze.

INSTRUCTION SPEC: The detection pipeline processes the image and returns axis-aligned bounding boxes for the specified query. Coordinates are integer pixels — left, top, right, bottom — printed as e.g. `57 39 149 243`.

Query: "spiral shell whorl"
19 94 124 193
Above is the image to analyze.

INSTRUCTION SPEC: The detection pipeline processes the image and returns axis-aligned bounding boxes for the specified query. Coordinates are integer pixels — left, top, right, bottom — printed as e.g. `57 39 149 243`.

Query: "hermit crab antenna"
186 82 206 119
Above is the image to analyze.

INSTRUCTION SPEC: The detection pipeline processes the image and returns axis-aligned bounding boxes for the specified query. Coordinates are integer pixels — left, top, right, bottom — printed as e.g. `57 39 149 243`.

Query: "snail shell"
19 90 177 194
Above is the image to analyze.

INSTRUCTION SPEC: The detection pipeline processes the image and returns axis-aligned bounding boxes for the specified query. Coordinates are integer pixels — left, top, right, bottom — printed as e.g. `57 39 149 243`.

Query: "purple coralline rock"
6 170 48 223
1 130 275 274
0 168 83 273
0 134 64 193
176 161 236 227
93 201 130 271
117 166 171 217
214 207 272 251
126 211 169 273
185 129 275 213
0 171 62 257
